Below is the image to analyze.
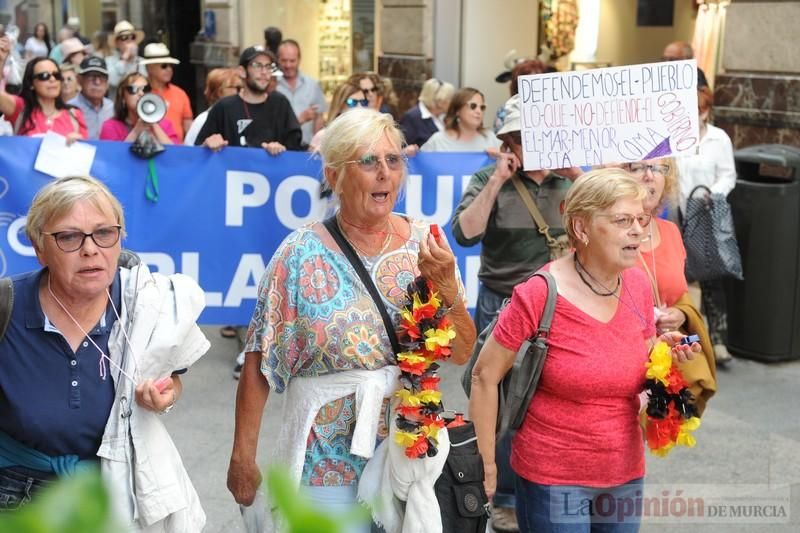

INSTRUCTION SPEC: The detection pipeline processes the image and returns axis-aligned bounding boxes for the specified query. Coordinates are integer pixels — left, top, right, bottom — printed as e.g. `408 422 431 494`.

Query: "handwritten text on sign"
517 60 699 170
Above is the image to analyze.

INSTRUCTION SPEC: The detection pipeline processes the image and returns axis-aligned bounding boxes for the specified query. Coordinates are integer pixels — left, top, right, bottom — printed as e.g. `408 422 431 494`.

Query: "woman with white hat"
105 20 146 98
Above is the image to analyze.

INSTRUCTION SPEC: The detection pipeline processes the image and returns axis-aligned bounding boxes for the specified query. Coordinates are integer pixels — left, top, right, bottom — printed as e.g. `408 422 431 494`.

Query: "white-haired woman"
0 176 208 530
227 107 476 531
399 77 455 149
469 169 699 532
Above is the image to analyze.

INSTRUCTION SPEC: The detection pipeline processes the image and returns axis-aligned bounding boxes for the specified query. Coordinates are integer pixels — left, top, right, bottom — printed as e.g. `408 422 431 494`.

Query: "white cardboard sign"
517 59 699 170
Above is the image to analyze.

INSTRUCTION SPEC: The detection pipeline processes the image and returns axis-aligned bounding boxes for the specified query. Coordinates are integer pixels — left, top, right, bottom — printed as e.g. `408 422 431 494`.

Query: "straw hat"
140 42 180 66
109 20 144 48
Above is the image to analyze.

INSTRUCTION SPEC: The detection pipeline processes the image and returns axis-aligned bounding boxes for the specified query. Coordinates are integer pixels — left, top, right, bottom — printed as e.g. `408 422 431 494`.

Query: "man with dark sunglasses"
106 20 146 99
195 46 301 154
141 42 193 141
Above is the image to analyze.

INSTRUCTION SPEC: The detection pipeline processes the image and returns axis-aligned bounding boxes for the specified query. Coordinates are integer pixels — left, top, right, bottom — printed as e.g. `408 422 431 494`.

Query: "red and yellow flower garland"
644 341 701 457
394 276 455 459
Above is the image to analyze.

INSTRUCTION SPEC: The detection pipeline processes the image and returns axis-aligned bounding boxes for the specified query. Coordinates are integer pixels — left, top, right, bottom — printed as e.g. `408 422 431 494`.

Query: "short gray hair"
318 108 406 196
562 168 646 246
26 176 126 250
418 78 455 110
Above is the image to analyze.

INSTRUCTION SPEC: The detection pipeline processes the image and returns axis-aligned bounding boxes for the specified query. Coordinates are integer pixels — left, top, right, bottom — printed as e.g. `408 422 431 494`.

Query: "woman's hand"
0 36 10 67
418 231 458 306
658 331 700 364
261 141 286 156
403 144 419 158
483 461 498 501
655 306 687 333
135 376 180 413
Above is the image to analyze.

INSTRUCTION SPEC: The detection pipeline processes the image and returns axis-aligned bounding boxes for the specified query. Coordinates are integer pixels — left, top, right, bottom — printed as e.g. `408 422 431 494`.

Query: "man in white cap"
451 94 576 533
68 56 114 139
105 20 146 98
141 42 193 141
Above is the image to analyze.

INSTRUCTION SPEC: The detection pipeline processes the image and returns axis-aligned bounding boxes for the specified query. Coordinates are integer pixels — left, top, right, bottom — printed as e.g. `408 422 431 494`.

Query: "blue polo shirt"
0 269 119 459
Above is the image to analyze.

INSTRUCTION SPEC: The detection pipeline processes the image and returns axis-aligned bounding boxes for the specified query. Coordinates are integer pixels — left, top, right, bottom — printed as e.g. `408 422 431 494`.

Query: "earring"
583 237 589 246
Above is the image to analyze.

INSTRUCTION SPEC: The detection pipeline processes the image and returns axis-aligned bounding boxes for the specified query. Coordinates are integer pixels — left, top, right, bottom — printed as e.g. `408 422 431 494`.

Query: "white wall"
460 0 539 123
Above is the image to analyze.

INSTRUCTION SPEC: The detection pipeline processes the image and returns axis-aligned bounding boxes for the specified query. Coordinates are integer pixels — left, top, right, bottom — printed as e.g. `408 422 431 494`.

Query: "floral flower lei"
393 276 455 459
644 341 701 457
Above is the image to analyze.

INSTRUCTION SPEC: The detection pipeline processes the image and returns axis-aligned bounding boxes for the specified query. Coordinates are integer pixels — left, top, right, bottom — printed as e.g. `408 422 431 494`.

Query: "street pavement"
166 326 800 532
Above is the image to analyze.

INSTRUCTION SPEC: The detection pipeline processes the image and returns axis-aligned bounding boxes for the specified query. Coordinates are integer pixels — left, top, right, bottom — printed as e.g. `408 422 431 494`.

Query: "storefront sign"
517 59 699 170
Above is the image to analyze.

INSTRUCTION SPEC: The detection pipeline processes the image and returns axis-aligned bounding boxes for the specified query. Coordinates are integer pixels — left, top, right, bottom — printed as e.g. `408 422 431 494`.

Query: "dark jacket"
399 104 439 147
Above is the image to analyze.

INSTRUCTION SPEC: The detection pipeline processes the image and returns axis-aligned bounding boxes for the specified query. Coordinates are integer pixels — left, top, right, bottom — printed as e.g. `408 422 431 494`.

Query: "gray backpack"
461 271 558 435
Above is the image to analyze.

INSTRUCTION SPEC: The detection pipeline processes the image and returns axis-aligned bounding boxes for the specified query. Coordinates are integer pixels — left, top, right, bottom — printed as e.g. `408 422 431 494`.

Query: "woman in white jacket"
677 86 737 364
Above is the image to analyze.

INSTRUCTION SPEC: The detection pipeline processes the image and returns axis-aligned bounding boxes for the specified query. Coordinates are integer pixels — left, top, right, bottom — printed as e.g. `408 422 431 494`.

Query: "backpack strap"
0 277 13 344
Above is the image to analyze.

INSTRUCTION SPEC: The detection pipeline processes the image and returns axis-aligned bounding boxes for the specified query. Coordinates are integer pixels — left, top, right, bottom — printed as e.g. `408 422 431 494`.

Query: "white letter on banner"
404 174 454 226
226 171 270 227
137 253 175 275
275 175 326 229
224 254 267 307
180 252 223 306
464 255 481 308
7 217 35 256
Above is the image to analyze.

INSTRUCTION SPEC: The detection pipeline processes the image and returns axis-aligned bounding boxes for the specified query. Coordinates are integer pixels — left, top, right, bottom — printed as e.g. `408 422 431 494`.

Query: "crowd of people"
0 19 738 533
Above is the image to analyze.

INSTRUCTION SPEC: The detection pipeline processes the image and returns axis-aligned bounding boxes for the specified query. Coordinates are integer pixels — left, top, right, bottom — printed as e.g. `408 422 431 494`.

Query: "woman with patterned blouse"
227 107 476 531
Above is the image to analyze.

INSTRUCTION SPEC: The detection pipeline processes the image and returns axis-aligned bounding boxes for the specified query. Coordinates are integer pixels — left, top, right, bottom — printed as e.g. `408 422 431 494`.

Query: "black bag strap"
0 277 13 344
534 271 558 338
323 216 401 354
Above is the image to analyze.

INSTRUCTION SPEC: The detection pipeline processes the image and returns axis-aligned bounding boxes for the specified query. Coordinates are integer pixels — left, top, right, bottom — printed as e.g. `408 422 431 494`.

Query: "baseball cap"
239 45 271 67
78 56 108 76
496 94 521 137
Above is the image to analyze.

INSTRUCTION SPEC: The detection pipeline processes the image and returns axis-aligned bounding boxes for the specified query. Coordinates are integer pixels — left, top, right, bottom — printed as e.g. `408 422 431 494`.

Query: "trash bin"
726 144 800 362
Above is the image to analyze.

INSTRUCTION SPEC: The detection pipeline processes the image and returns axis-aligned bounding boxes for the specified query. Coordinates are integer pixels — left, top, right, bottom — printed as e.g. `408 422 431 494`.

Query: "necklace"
573 254 620 297
47 275 137 384
337 213 392 257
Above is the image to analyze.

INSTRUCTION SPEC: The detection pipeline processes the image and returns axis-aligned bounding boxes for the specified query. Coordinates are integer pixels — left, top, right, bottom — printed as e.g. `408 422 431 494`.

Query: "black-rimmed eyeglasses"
43 225 122 252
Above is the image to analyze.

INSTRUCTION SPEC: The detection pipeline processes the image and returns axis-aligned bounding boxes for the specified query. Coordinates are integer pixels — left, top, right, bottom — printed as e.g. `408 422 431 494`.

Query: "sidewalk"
166 327 800 532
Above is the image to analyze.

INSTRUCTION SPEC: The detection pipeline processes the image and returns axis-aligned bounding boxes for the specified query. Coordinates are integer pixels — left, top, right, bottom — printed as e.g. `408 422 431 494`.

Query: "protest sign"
517 59 699 170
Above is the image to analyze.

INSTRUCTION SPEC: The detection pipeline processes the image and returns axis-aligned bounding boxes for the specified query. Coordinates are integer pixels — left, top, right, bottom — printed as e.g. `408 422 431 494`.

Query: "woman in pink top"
469 169 700 532
0 52 87 140
99 72 178 144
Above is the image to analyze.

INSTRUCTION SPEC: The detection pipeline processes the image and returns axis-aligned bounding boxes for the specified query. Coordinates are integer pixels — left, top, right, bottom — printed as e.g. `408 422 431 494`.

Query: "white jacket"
98 264 210 532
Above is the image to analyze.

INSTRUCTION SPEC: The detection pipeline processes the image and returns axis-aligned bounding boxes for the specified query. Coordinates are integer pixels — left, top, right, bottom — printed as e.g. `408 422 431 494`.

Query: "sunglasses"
346 97 369 108
467 102 487 111
361 86 379 95
33 71 62 82
124 84 151 95
117 33 136 42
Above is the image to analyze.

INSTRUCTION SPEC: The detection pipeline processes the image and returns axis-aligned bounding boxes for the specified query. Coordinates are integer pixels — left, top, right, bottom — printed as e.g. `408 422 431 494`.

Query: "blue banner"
0 137 488 323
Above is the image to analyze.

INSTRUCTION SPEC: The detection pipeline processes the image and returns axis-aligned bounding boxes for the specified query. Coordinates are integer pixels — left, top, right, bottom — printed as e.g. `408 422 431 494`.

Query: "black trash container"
726 144 800 362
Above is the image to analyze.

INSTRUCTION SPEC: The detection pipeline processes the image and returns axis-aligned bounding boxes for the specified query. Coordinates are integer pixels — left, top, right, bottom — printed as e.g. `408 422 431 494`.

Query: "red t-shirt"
635 218 688 307
8 95 88 138
493 267 656 487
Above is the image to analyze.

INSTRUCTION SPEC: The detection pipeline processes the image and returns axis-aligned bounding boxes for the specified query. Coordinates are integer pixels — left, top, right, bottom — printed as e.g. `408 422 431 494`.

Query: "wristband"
158 390 177 415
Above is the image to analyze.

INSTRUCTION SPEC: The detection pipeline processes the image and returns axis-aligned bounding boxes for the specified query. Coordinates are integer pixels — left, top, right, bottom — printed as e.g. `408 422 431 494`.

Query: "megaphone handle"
146 159 160 202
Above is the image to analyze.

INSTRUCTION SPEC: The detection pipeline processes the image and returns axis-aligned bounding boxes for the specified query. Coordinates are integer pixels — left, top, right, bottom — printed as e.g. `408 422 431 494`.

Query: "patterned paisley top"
244 215 464 487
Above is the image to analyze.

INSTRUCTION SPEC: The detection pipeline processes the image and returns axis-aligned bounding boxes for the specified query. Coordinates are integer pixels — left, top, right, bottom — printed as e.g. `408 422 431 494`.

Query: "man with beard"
195 46 301 154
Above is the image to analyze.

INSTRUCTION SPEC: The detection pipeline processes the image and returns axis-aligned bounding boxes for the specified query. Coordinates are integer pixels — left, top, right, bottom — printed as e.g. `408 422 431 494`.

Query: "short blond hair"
319 107 406 196
562 168 647 246
418 78 455 110
26 176 126 250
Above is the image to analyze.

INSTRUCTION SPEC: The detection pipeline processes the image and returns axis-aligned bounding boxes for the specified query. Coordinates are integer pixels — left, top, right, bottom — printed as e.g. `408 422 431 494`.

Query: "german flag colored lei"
393 276 455 459
644 341 701 457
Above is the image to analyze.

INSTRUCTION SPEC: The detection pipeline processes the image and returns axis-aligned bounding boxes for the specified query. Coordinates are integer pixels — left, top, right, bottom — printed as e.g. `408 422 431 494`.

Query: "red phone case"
430 224 441 241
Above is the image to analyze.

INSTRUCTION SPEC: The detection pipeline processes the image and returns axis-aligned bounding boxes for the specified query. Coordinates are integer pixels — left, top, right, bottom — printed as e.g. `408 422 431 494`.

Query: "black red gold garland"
393 276 455 459
644 341 701 456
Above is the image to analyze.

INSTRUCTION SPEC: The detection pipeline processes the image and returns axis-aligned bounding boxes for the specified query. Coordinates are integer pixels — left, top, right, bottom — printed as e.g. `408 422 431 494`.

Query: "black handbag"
682 185 744 282
434 420 490 533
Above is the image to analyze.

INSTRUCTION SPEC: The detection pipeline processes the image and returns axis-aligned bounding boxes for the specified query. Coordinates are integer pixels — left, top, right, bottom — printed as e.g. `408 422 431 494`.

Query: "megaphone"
136 93 167 124
131 94 167 159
